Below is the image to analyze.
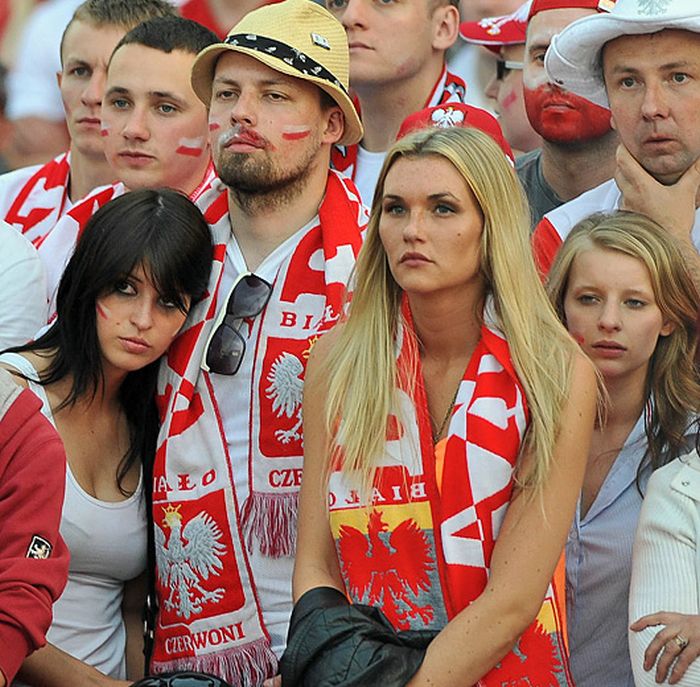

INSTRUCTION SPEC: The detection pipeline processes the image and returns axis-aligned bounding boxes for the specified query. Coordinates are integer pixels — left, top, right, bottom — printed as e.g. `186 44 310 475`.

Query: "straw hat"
191 0 363 146
545 0 700 108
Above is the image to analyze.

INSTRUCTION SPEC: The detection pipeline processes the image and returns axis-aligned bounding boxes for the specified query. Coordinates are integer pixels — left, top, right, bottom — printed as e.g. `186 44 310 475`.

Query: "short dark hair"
11 189 213 494
113 15 219 58
60 0 176 65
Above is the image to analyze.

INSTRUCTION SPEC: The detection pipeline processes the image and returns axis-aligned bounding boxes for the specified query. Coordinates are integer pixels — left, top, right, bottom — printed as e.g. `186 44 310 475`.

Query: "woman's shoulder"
648 450 700 505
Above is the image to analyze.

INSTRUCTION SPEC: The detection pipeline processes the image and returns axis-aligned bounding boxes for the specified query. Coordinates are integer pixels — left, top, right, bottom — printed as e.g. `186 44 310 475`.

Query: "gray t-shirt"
516 149 562 231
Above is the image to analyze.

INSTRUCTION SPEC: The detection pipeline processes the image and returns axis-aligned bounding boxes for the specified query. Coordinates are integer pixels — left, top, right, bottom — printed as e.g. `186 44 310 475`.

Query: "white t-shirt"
0 352 147 679
209 216 317 657
0 222 48 349
353 146 388 208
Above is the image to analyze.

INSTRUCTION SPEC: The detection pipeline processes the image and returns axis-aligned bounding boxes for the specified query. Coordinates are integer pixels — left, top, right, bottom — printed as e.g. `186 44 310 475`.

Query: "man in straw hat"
533 0 700 288
148 1 367 683
517 0 618 228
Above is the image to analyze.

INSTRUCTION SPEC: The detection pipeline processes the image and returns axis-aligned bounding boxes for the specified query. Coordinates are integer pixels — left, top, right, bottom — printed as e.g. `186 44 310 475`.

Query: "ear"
56 71 62 89
432 3 460 52
610 112 617 131
660 320 676 337
322 106 345 145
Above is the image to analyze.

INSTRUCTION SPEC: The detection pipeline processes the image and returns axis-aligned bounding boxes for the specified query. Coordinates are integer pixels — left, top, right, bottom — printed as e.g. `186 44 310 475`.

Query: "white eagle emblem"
155 505 226 619
431 106 465 128
265 351 304 444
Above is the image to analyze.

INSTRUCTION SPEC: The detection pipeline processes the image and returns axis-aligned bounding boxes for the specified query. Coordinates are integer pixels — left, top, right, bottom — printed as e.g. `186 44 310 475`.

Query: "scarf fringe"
151 637 278 687
241 491 298 558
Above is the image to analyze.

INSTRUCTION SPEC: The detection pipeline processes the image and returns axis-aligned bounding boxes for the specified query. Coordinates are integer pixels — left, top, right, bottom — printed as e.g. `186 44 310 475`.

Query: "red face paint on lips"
524 84 611 143
209 122 221 132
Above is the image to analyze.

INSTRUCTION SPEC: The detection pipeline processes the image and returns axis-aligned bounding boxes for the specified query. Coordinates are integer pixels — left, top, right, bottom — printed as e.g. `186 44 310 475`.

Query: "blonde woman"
285 126 596 686
546 212 700 687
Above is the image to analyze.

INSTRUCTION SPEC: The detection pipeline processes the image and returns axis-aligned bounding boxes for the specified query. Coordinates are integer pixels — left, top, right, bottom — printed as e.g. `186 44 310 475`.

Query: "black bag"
131 672 234 687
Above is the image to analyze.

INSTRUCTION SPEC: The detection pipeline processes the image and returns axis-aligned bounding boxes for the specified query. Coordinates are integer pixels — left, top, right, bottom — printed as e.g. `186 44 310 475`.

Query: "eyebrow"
382 192 461 201
105 86 187 105
212 76 293 88
607 60 697 74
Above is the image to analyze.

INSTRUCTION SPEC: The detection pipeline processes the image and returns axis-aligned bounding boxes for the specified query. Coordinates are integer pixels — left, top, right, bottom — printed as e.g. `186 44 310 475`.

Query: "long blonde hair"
547 211 700 470
321 126 578 491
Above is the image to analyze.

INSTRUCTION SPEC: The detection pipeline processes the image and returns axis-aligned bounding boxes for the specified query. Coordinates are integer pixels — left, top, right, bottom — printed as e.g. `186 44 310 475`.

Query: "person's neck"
354 60 445 153
540 130 619 202
601 370 647 435
68 149 116 203
207 0 263 32
409 285 484 364
226 157 330 272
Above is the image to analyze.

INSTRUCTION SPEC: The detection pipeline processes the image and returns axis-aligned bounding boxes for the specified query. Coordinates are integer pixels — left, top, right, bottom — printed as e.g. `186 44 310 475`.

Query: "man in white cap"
459 1 541 156
326 0 466 205
534 0 700 282
149 1 366 683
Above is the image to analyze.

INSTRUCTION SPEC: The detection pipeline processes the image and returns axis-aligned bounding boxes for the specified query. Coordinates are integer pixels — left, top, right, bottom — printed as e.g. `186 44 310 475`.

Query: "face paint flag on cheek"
524 84 611 144
281 125 311 141
176 136 206 158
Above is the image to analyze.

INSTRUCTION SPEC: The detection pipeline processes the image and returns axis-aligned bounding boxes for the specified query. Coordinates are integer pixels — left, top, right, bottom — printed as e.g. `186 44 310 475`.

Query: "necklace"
431 383 460 443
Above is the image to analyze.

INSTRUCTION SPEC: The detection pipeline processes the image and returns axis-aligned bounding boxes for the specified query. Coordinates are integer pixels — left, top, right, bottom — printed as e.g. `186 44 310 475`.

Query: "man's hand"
616 143 700 242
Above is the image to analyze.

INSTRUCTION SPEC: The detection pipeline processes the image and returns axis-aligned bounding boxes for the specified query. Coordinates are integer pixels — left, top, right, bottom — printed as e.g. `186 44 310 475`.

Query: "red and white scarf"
150 171 367 683
329 299 573 686
331 67 467 181
1 152 72 245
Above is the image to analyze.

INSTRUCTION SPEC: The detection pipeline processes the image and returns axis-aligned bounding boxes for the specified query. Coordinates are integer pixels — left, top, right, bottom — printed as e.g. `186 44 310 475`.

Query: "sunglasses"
496 59 524 80
202 272 272 375
132 672 233 687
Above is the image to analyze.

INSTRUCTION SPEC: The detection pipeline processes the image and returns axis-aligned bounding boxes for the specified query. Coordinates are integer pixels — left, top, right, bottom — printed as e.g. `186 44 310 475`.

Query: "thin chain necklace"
431 383 460 443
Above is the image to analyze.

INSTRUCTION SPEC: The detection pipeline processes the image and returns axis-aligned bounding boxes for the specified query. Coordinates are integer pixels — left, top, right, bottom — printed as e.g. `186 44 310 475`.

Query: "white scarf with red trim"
328 299 574 686
150 170 367 684
331 67 467 180
0 152 72 245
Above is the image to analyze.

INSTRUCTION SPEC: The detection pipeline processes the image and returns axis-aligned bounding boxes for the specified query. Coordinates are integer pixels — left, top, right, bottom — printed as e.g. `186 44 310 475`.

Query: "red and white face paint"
523 84 611 144
523 6 611 145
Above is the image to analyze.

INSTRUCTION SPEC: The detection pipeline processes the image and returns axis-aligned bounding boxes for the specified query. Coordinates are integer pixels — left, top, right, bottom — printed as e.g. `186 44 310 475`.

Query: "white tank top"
0 353 148 678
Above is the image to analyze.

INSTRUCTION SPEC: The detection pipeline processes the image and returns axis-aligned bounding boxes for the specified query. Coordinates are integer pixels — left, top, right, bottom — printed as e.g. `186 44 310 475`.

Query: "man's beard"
216 145 320 214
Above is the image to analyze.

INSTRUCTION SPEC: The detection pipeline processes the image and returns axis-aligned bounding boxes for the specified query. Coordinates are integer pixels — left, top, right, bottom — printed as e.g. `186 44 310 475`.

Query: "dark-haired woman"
3 189 212 687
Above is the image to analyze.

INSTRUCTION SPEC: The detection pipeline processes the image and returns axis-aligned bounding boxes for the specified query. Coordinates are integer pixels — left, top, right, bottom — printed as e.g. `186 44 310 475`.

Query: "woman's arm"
629 460 700 686
406 351 597 686
293 333 347 602
17 643 131 687
122 571 147 681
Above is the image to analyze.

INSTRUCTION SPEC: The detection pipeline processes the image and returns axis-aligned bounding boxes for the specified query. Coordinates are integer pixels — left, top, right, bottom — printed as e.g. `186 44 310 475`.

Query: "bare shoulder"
306 323 345 378
0 350 52 390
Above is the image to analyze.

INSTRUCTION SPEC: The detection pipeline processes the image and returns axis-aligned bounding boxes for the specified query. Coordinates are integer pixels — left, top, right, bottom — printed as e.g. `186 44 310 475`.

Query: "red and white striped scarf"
328 299 573 686
1 152 72 245
150 171 367 684
330 67 467 181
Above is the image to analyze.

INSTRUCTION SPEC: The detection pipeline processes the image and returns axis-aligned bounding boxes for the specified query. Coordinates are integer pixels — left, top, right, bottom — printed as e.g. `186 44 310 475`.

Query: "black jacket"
279 587 437 686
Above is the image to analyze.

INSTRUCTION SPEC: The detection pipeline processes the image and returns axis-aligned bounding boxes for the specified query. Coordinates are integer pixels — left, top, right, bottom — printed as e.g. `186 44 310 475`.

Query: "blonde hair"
321 126 578 492
547 211 700 470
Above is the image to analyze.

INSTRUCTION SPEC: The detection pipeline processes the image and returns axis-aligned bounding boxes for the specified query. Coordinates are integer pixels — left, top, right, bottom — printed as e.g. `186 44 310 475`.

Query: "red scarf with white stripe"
3 152 71 245
328 299 573 686
331 67 467 180
150 171 367 683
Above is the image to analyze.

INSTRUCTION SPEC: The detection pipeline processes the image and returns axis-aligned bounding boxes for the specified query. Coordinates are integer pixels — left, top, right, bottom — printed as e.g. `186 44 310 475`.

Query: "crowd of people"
1 0 700 686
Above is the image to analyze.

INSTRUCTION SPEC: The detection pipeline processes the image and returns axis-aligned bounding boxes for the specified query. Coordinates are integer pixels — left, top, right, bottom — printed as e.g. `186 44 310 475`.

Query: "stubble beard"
216 145 320 215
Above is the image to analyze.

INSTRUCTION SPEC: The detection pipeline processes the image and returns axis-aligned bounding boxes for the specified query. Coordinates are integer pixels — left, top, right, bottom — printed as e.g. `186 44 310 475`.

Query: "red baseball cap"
528 0 616 20
459 2 531 53
397 104 514 164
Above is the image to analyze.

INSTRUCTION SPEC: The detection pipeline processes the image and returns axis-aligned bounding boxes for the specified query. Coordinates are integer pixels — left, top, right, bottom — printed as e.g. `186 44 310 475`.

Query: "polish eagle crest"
155 505 226 619
338 510 435 630
265 351 304 444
